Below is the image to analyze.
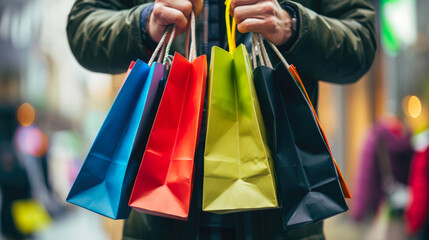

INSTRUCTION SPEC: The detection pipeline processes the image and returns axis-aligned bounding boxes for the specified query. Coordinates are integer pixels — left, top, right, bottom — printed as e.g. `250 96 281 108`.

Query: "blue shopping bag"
67 60 165 219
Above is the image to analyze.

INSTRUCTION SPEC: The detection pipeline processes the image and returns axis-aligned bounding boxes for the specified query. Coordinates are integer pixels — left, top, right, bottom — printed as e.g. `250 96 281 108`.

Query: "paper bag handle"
148 25 177 66
185 11 197 62
225 0 236 53
251 33 273 69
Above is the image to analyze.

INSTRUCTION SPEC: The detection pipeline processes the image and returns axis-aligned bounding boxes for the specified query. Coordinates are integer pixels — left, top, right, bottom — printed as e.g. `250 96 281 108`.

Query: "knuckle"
230 0 237 10
233 11 241 23
261 2 275 15
173 13 188 28
237 23 247 33
152 4 164 18
172 12 183 21
233 7 243 23
183 1 193 14
265 17 276 28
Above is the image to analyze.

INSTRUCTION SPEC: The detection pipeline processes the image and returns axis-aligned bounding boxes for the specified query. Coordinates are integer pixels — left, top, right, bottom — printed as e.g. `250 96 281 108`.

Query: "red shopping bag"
129 14 207 220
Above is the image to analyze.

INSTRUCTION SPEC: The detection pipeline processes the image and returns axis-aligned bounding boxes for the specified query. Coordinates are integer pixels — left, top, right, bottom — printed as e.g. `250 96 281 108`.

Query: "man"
67 0 376 239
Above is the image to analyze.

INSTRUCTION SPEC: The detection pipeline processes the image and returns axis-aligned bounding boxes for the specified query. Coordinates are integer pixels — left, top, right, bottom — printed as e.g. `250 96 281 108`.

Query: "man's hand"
230 0 294 45
148 0 203 42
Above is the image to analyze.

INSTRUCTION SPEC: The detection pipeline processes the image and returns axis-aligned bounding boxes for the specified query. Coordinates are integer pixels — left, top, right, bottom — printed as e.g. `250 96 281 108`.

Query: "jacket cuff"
140 3 158 54
277 2 300 52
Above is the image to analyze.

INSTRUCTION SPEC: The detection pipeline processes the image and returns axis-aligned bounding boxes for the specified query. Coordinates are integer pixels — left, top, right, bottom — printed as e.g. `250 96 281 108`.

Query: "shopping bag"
202 5 278 213
67 59 165 219
251 34 348 229
129 14 207 220
288 64 351 198
254 35 350 199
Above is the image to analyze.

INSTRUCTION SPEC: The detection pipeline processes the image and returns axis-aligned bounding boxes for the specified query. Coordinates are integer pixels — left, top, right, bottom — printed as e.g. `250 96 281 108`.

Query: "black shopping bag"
252 34 349 229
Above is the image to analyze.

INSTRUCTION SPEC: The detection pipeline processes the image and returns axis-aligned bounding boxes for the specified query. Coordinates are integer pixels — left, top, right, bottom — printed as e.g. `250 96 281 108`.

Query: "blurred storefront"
0 0 123 239
319 0 429 239
0 0 428 239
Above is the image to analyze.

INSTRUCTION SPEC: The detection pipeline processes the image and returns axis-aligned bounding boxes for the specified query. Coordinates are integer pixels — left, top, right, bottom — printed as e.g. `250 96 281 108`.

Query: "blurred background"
0 0 428 239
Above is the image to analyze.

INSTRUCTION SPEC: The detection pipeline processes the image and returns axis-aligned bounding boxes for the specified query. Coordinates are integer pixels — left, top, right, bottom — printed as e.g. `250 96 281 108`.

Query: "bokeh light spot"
408 95 422 118
17 103 36 126
14 126 49 157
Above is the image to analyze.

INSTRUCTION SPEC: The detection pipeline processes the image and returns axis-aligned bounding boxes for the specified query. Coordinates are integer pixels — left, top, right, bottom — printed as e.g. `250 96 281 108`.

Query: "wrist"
140 4 158 52
277 3 299 51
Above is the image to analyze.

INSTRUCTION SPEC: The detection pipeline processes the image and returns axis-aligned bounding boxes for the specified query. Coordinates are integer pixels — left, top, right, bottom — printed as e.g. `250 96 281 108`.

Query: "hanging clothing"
405 146 429 235
351 121 414 221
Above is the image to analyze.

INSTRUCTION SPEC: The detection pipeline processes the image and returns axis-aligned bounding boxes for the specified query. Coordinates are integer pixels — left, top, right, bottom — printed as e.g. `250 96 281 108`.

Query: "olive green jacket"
67 1 376 239
67 0 376 83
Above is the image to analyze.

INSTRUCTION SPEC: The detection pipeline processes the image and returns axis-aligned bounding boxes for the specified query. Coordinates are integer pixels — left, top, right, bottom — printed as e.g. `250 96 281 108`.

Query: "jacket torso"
122 2 323 239
66 0 376 239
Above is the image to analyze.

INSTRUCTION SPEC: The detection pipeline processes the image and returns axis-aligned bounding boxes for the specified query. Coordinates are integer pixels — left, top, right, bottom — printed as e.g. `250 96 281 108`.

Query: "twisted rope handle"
251 33 273 69
251 33 258 69
257 34 272 68
162 25 176 64
267 40 290 68
189 11 197 62
185 11 197 61
149 11 196 65
148 25 172 66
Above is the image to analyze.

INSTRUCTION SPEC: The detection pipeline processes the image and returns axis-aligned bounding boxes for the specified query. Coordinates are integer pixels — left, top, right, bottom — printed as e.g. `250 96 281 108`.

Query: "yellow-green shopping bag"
202 1 278 213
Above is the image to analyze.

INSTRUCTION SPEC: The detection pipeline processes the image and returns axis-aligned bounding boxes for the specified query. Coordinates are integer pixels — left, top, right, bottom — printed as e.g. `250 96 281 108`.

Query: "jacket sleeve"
279 0 377 83
67 0 155 74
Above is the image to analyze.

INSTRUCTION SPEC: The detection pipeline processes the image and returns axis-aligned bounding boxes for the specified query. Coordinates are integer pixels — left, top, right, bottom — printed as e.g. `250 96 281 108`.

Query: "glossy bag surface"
129 53 207 220
253 63 348 229
67 60 164 219
202 45 278 214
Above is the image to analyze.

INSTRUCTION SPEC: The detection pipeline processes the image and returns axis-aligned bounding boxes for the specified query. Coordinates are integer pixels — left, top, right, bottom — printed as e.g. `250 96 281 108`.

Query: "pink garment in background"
351 121 414 221
405 147 429 235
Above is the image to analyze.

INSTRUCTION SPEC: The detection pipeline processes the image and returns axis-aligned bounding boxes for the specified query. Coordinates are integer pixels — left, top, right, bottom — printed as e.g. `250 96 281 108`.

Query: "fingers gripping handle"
148 25 175 66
